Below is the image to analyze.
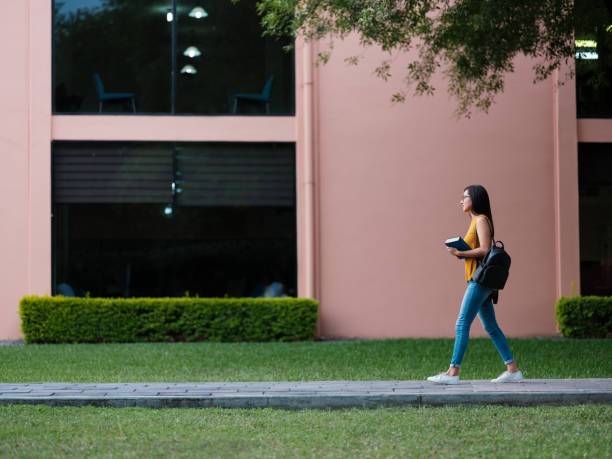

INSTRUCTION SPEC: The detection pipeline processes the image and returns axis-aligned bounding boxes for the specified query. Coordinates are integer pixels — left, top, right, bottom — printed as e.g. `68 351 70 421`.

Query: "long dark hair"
464 184 494 240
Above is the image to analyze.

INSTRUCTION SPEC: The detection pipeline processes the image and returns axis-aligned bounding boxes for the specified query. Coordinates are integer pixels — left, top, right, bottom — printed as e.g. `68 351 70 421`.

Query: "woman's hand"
447 247 461 258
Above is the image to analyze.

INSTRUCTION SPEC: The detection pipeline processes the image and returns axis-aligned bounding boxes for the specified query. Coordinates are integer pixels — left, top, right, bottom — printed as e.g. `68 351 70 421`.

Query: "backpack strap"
475 216 494 247
474 216 494 266
475 216 500 297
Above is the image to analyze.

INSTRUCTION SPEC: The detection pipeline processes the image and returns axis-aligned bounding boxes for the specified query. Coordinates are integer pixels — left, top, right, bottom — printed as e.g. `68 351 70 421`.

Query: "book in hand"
445 236 471 259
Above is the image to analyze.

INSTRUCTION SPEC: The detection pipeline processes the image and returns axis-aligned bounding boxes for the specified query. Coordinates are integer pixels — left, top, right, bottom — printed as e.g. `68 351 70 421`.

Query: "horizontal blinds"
53 143 295 207
53 144 173 204
176 145 295 207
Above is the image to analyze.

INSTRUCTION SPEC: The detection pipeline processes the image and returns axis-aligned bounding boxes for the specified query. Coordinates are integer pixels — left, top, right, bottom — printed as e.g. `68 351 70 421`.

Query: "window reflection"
52 141 297 298
578 143 612 296
575 2 612 117
54 0 172 113
175 1 293 114
53 0 294 114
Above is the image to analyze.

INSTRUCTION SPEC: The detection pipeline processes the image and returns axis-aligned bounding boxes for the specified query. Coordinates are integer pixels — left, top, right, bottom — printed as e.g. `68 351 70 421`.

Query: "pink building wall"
1 2 52 340
2 3 609 340
311 39 574 338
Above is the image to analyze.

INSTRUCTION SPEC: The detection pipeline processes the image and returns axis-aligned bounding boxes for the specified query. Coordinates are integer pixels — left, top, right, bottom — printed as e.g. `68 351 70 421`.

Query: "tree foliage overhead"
253 0 611 117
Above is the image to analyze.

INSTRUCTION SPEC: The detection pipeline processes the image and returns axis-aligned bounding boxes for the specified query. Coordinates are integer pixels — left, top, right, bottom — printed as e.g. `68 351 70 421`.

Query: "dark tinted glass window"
52 141 297 298
575 2 612 117
53 0 172 113
176 1 294 114
578 143 612 296
53 0 294 115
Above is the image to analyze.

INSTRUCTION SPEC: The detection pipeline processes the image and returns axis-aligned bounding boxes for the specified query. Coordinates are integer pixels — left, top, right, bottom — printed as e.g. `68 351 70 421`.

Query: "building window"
52 141 297 298
53 0 294 115
578 143 612 296
575 3 612 118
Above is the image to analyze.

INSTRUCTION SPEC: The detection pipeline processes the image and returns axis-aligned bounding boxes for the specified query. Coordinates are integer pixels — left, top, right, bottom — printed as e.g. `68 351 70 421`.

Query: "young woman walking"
427 185 523 384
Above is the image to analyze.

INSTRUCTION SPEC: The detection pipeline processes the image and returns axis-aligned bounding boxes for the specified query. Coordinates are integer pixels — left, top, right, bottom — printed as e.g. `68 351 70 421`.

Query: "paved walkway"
0 379 610 409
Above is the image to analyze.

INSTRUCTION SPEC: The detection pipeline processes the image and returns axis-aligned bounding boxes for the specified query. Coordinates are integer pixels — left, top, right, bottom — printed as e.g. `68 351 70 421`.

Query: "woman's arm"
448 218 492 258
455 247 488 258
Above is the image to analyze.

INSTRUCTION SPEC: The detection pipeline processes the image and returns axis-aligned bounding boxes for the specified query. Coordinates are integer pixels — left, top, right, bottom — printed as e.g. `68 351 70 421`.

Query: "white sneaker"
427 373 460 385
491 370 524 383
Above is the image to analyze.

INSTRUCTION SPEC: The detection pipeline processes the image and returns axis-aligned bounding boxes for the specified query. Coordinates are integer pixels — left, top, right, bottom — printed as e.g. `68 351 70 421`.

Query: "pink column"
552 66 581 299
295 36 320 312
28 0 53 299
0 2 29 339
0 1 51 339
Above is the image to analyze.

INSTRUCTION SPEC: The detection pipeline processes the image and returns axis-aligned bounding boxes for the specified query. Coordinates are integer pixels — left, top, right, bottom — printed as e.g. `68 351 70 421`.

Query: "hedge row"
555 296 612 338
19 296 319 343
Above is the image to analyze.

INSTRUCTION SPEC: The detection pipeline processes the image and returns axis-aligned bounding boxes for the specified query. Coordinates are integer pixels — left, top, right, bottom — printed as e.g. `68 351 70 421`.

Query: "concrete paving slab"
0 379 609 409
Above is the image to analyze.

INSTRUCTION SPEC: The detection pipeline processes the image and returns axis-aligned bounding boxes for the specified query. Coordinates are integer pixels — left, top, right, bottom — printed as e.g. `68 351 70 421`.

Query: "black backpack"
472 240 511 291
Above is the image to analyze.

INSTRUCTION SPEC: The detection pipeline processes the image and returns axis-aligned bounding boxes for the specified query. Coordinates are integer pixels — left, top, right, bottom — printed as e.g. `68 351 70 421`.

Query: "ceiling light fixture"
575 40 597 48
183 46 202 58
575 51 599 60
189 7 208 19
180 65 197 74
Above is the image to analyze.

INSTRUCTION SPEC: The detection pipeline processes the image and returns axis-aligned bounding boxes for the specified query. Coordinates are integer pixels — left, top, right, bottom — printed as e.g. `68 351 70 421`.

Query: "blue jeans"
450 281 514 368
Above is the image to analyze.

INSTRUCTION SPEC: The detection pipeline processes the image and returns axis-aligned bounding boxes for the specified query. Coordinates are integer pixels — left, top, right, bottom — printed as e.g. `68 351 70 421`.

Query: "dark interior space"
52 141 297 298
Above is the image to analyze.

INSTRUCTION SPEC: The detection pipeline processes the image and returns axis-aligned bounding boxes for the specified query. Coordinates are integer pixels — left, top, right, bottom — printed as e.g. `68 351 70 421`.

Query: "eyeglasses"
461 195 471 201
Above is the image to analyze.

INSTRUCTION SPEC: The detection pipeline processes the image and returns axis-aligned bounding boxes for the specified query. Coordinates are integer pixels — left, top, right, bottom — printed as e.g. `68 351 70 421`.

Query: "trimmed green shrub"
555 296 612 338
19 296 319 344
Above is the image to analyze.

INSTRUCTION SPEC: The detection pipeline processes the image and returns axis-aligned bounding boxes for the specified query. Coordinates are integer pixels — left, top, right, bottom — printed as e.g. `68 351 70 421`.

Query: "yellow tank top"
464 215 491 282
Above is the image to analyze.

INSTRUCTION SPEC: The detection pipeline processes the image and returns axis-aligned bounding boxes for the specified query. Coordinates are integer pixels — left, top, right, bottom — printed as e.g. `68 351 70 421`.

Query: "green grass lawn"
1 339 610 457
0 338 610 382
1 404 610 458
